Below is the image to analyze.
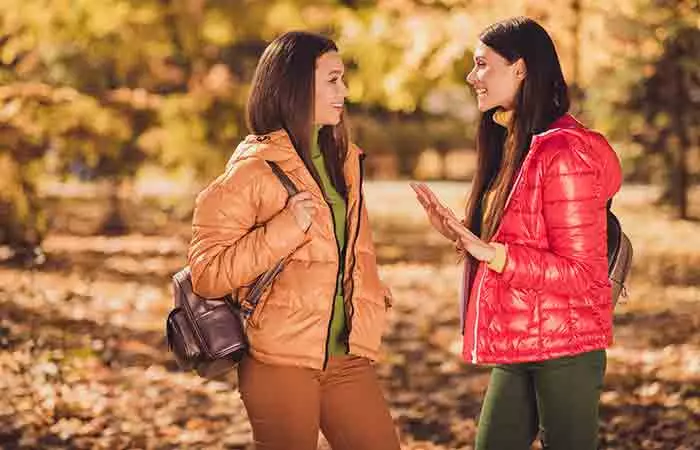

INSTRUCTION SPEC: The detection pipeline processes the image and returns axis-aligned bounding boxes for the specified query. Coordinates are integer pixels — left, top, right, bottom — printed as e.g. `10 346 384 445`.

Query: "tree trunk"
100 178 129 235
672 58 690 220
571 0 581 88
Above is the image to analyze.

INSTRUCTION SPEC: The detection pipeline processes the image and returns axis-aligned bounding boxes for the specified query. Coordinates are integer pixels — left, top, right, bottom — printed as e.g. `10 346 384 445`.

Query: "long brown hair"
247 31 348 196
465 17 570 241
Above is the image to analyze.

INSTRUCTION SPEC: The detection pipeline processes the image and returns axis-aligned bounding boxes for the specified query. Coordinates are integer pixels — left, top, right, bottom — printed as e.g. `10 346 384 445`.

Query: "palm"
410 182 460 241
427 208 457 239
410 182 496 263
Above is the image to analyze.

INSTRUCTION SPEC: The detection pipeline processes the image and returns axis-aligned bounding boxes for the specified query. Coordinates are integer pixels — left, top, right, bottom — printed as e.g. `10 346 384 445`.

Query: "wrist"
486 242 507 273
485 245 497 263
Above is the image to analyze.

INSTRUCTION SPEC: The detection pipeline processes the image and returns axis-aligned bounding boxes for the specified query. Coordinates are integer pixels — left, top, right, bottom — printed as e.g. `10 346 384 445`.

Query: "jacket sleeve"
187 159 308 298
499 138 608 295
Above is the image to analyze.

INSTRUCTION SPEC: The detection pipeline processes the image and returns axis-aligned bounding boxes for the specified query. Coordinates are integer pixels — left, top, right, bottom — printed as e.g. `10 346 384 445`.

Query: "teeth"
476 88 487 95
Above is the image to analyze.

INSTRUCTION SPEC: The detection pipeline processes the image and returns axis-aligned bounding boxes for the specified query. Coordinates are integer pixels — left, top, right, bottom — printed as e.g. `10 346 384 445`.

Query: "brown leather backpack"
606 199 633 306
166 161 298 378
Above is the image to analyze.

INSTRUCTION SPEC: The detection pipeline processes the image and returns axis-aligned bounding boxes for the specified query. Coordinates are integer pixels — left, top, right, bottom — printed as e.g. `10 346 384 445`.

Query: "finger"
292 191 313 201
413 192 434 212
293 202 314 212
414 188 429 204
444 215 468 233
445 209 460 223
296 196 316 205
452 227 480 245
414 193 431 209
415 183 442 206
296 197 314 205
411 184 432 205
416 188 441 212
444 217 478 241
292 199 314 209
418 185 454 218
414 183 436 204
429 204 458 226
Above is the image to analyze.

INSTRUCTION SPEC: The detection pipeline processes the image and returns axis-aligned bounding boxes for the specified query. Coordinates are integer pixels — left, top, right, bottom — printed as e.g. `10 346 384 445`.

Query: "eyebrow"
328 70 344 76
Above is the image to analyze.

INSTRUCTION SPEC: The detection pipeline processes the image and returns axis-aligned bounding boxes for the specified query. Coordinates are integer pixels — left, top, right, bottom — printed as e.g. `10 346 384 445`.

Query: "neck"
492 108 513 128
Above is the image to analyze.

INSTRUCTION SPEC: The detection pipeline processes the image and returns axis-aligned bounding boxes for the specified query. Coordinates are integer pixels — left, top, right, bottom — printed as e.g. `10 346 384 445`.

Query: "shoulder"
195 152 278 211
211 156 273 195
531 127 601 174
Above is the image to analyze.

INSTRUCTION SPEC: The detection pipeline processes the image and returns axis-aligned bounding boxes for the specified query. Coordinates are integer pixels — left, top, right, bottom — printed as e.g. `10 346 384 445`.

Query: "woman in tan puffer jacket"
187 31 399 450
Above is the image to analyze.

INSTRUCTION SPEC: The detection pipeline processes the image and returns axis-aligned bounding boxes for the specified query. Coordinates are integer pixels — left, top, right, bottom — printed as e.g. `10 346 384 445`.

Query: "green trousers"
475 350 606 450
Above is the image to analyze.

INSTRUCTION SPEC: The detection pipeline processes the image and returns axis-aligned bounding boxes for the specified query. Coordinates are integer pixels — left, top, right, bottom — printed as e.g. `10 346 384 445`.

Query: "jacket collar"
528 113 584 144
228 128 360 170
492 109 513 128
545 113 583 132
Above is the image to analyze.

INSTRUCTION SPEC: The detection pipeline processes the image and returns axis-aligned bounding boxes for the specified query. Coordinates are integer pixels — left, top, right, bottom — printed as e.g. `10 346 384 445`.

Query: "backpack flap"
166 307 201 370
174 268 246 360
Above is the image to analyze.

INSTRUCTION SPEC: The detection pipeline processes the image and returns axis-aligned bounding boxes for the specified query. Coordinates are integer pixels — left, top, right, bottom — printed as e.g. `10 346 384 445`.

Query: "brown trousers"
237 354 401 450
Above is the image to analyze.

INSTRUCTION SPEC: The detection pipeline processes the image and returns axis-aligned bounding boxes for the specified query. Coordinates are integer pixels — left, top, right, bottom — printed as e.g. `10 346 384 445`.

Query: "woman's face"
314 51 348 126
466 41 526 112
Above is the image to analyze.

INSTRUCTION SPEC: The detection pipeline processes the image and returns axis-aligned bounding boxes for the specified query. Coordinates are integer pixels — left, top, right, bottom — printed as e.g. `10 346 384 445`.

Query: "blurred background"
1 1 699 449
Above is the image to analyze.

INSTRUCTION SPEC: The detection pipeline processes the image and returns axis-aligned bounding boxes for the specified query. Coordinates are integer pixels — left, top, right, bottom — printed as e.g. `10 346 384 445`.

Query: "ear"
514 58 527 80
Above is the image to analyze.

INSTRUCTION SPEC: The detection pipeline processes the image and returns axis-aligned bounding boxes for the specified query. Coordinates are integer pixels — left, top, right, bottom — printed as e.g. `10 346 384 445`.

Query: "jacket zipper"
341 153 365 359
321 154 363 370
470 143 536 364
322 193 343 370
471 267 486 363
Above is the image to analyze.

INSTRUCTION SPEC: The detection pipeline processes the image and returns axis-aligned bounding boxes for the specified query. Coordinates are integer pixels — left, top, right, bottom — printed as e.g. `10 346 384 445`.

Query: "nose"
466 67 477 86
340 79 349 98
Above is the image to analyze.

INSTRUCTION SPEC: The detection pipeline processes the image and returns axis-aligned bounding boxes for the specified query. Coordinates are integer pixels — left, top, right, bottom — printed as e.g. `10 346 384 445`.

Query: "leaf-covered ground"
1 183 699 449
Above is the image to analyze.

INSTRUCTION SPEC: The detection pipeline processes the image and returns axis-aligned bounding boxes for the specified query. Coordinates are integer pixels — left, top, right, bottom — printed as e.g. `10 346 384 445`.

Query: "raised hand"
443 215 496 263
410 182 461 242
287 191 317 231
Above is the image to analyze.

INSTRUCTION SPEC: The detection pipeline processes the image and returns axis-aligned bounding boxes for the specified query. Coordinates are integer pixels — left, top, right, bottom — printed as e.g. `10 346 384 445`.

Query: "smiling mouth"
475 88 488 97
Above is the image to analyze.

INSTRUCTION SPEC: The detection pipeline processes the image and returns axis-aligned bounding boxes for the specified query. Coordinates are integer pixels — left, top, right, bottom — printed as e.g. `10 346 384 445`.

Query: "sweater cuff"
487 242 507 273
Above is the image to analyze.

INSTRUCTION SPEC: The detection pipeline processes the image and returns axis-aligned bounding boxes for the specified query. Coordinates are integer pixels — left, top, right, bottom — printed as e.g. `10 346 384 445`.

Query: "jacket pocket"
355 251 387 307
246 286 273 329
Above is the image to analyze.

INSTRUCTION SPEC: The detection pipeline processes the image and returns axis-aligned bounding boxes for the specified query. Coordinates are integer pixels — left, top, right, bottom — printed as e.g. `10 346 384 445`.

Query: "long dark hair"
247 31 348 196
465 17 570 240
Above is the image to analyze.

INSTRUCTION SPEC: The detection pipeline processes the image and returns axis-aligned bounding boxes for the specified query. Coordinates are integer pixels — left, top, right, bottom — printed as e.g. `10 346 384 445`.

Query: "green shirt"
310 133 348 356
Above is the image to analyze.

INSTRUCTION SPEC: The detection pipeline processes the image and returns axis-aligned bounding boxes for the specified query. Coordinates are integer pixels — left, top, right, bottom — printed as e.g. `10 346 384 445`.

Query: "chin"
477 101 494 112
315 111 342 126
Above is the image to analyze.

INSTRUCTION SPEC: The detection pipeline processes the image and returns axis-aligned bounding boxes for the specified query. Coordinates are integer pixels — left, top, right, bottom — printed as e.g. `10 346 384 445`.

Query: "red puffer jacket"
462 114 623 364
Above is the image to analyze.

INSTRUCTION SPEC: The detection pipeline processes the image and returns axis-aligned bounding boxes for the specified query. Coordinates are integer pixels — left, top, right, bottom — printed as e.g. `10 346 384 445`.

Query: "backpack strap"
266 160 299 197
237 161 299 320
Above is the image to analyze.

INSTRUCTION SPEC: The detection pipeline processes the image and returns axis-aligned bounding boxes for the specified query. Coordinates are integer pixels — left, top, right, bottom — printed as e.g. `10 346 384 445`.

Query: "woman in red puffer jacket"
412 17 622 450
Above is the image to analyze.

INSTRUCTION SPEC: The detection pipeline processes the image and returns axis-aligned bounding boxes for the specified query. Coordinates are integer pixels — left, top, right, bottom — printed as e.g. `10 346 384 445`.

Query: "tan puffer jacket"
188 129 392 370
